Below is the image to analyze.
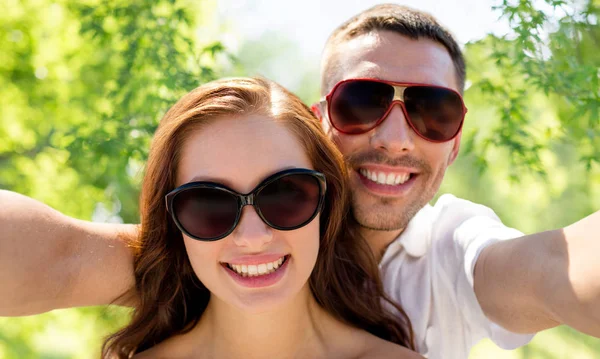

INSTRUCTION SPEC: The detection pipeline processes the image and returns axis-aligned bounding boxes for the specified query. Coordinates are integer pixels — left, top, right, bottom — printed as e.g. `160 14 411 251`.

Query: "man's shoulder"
430 194 522 242
432 194 498 221
425 194 505 238
382 194 517 268
382 195 501 260
399 194 517 259
425 194 523 286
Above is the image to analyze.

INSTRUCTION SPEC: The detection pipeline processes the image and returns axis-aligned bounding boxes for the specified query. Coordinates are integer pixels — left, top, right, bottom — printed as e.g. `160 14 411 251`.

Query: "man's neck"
182 284 338 358
360 227 404 262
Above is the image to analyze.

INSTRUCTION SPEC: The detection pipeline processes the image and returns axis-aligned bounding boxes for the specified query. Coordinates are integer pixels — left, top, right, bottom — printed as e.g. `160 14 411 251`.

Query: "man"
1 4 599 359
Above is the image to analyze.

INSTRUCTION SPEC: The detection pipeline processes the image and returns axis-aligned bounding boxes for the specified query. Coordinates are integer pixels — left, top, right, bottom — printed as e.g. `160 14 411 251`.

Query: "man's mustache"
345 151 431 173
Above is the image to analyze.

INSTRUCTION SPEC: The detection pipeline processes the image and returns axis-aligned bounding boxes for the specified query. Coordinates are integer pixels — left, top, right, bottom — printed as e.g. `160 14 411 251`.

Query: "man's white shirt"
379 194 535 359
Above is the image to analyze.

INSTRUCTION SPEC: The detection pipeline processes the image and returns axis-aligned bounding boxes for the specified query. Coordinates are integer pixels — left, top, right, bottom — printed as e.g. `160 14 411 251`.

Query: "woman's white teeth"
248 265 258 275
228 257 285 277
360 169 410 185
257 264 267 274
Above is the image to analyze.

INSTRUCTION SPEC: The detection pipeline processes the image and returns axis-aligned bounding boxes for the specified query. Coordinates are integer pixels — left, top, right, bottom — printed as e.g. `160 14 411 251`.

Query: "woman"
103 77 421 358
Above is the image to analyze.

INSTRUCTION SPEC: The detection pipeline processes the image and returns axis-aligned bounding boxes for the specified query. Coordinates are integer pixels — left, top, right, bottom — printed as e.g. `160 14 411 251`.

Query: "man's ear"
448 130 462 166
310 103 323 122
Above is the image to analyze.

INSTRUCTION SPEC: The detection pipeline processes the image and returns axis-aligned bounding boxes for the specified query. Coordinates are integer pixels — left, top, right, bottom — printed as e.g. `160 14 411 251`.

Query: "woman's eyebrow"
184 166 304 189
184 175 233 186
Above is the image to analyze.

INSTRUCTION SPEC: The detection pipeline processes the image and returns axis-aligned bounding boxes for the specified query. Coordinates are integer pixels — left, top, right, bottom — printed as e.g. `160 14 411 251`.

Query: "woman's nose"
230 206 273 249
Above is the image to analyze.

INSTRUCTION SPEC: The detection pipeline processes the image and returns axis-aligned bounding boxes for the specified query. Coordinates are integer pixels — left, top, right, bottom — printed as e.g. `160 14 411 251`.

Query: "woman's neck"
183 284 344 358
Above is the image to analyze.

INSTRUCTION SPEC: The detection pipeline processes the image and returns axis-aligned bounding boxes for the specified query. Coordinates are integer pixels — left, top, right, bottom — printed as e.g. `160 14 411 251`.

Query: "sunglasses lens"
329 80 465 142
257 174 322 229
330 80 394 133
173 188 239 240
403 86 464 142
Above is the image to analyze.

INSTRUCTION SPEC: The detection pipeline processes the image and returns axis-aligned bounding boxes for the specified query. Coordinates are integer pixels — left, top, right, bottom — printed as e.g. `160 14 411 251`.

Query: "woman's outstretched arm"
0 190 137 316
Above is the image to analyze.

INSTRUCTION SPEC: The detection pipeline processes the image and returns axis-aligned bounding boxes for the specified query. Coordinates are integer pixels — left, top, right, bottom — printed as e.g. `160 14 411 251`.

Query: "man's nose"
231 206 273 249
369 103 416 153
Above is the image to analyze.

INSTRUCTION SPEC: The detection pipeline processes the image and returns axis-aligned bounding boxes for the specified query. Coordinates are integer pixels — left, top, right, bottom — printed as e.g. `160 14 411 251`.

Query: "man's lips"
357 165 419 186
354 166 419 197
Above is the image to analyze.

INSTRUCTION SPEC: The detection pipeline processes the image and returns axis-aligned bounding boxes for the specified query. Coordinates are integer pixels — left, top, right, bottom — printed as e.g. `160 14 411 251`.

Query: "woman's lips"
223 255 290 288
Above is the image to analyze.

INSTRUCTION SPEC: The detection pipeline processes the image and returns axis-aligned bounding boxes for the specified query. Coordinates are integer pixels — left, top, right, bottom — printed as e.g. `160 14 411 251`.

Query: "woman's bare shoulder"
132 344 173 359
132 334 198 359
357 334 424 359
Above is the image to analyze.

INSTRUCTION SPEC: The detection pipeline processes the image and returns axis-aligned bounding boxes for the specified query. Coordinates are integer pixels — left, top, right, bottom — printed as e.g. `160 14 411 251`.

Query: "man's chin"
350 192 426 232
351 207 408 232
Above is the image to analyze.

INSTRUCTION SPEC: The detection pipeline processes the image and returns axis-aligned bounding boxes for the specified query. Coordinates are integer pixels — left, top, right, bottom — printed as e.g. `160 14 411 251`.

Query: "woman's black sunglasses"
165 168 327 241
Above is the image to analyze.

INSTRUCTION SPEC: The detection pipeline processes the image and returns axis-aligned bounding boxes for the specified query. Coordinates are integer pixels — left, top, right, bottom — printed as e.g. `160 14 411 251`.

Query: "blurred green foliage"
0 0 224 357
0 0 598 358
0 0 224 223
464 0 600 178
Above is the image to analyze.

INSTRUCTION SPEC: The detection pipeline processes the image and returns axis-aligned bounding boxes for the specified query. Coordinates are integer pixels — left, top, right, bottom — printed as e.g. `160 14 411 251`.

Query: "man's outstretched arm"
474 210 600 336
0 190 137 316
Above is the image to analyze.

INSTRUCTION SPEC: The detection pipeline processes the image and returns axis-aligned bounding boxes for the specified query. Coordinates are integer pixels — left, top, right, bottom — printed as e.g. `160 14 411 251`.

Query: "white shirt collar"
381 203 435 262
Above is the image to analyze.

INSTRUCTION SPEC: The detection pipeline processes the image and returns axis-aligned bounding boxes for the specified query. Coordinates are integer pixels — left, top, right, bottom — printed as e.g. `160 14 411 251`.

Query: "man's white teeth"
359 169 410 185
228 257 285 277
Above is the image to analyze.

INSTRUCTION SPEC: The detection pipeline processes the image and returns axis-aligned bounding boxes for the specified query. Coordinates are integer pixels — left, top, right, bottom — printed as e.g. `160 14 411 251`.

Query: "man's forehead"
341 62 452 88
324 31 458 91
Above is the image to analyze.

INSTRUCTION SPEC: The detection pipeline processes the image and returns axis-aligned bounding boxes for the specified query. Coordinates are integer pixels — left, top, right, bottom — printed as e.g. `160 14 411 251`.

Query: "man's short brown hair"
321 4 466 93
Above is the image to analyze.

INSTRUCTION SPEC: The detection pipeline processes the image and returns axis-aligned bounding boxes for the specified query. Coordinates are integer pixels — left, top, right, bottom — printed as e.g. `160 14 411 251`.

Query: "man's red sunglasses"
316 78 468 143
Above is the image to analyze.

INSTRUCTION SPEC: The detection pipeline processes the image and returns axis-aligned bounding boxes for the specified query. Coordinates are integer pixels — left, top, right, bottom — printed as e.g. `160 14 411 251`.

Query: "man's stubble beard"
349 165 446 232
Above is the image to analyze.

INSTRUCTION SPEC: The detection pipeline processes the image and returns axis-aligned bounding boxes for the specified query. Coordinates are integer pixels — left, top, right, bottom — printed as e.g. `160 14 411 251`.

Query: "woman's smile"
224 254 288 276
222 255 291 288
